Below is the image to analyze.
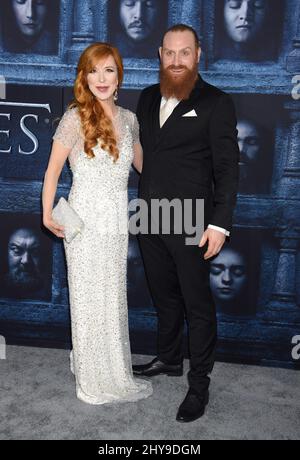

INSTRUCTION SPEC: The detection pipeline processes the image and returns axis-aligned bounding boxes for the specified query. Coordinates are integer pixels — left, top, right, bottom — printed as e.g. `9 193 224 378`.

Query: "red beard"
159 61 199 100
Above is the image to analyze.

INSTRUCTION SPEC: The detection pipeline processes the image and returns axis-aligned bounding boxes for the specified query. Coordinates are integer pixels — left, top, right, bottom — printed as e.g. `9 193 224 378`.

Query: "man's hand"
199 228 226 260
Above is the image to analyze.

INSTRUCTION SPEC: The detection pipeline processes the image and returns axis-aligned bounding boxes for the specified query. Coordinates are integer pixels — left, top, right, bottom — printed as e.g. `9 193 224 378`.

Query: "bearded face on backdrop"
0 217 52 301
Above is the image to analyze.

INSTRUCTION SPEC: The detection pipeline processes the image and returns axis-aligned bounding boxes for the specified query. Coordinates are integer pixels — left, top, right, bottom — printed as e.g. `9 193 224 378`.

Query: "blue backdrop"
0 0 300 368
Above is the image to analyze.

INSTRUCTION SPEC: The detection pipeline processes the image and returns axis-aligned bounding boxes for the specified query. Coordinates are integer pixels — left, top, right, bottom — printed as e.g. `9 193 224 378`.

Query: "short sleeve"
131 112 140 145
52 107 81 150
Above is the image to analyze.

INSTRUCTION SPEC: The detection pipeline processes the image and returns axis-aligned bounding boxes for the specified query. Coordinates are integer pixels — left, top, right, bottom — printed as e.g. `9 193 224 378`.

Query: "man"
134 24 240 422
1 226 47 299
237 118 267 194
111 0 164 58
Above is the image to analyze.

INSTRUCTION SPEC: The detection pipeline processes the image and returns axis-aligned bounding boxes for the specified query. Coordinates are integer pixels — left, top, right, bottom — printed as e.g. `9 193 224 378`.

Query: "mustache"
128 21 145 28
14 265 38 275
166 65 188 71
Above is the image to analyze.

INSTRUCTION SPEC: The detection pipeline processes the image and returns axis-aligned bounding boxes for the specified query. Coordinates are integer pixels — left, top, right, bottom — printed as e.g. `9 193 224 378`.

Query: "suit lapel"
156 74 206 144
158 98 196 135
150 88 161 146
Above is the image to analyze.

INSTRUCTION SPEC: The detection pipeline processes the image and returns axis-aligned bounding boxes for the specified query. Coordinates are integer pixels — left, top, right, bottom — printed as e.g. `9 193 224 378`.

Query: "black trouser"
138 232 217 395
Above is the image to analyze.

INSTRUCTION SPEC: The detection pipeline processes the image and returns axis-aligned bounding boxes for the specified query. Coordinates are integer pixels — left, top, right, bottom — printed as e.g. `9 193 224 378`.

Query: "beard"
5 266 42 292
159 61 199 100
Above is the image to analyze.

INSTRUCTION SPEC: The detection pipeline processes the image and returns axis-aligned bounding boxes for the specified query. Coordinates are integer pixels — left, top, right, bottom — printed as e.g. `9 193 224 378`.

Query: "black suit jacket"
136 75 240 233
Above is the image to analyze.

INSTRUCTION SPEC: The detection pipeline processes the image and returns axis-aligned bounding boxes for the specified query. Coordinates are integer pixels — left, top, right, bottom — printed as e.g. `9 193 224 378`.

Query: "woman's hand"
42 139 71 239
43 215 65 238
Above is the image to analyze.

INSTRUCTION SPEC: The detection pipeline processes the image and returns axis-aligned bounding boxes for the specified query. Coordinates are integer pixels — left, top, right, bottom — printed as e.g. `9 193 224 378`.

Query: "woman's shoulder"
64 105 80 118
54 105 82 142
61 105 81 128
118 106 137 125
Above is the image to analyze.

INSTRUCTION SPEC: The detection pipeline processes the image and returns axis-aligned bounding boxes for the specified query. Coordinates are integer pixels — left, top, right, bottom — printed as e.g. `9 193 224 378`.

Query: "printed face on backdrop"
119 0 160 42
210 248 247 304
237 119 262 183
5 228 44 292
86 55 119 103
159 30 201 100
11 0 48 41
223 0 267 44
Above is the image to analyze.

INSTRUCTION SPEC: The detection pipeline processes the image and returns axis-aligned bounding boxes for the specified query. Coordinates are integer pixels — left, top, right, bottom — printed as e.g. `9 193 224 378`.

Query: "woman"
3 0 58 55
215 0 279 62
42 42 152 405
209 235 259 317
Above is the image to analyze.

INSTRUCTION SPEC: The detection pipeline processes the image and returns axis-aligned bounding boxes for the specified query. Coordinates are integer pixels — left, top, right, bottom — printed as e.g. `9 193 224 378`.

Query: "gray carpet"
0 345 299 440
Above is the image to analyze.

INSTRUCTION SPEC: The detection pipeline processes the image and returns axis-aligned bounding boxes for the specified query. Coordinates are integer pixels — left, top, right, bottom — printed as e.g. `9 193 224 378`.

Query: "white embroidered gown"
53 106 153 404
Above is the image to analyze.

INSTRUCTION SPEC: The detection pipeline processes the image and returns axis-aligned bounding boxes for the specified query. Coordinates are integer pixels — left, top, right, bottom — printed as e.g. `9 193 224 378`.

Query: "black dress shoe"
132 357 183 377
176 388 209 423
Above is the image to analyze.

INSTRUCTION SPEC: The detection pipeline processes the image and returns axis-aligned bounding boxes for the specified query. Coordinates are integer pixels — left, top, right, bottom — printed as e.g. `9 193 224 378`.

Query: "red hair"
69 42 124 161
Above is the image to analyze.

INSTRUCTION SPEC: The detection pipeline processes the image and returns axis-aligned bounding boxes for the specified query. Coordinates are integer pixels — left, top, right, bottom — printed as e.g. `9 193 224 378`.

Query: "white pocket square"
182 109 197 117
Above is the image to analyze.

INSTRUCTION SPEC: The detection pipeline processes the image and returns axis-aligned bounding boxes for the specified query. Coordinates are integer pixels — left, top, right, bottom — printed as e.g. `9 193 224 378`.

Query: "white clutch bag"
52 197 84 243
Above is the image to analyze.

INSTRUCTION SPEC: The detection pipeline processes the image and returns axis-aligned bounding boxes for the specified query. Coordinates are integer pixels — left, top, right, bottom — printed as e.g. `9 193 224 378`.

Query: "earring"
114 88 118 101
